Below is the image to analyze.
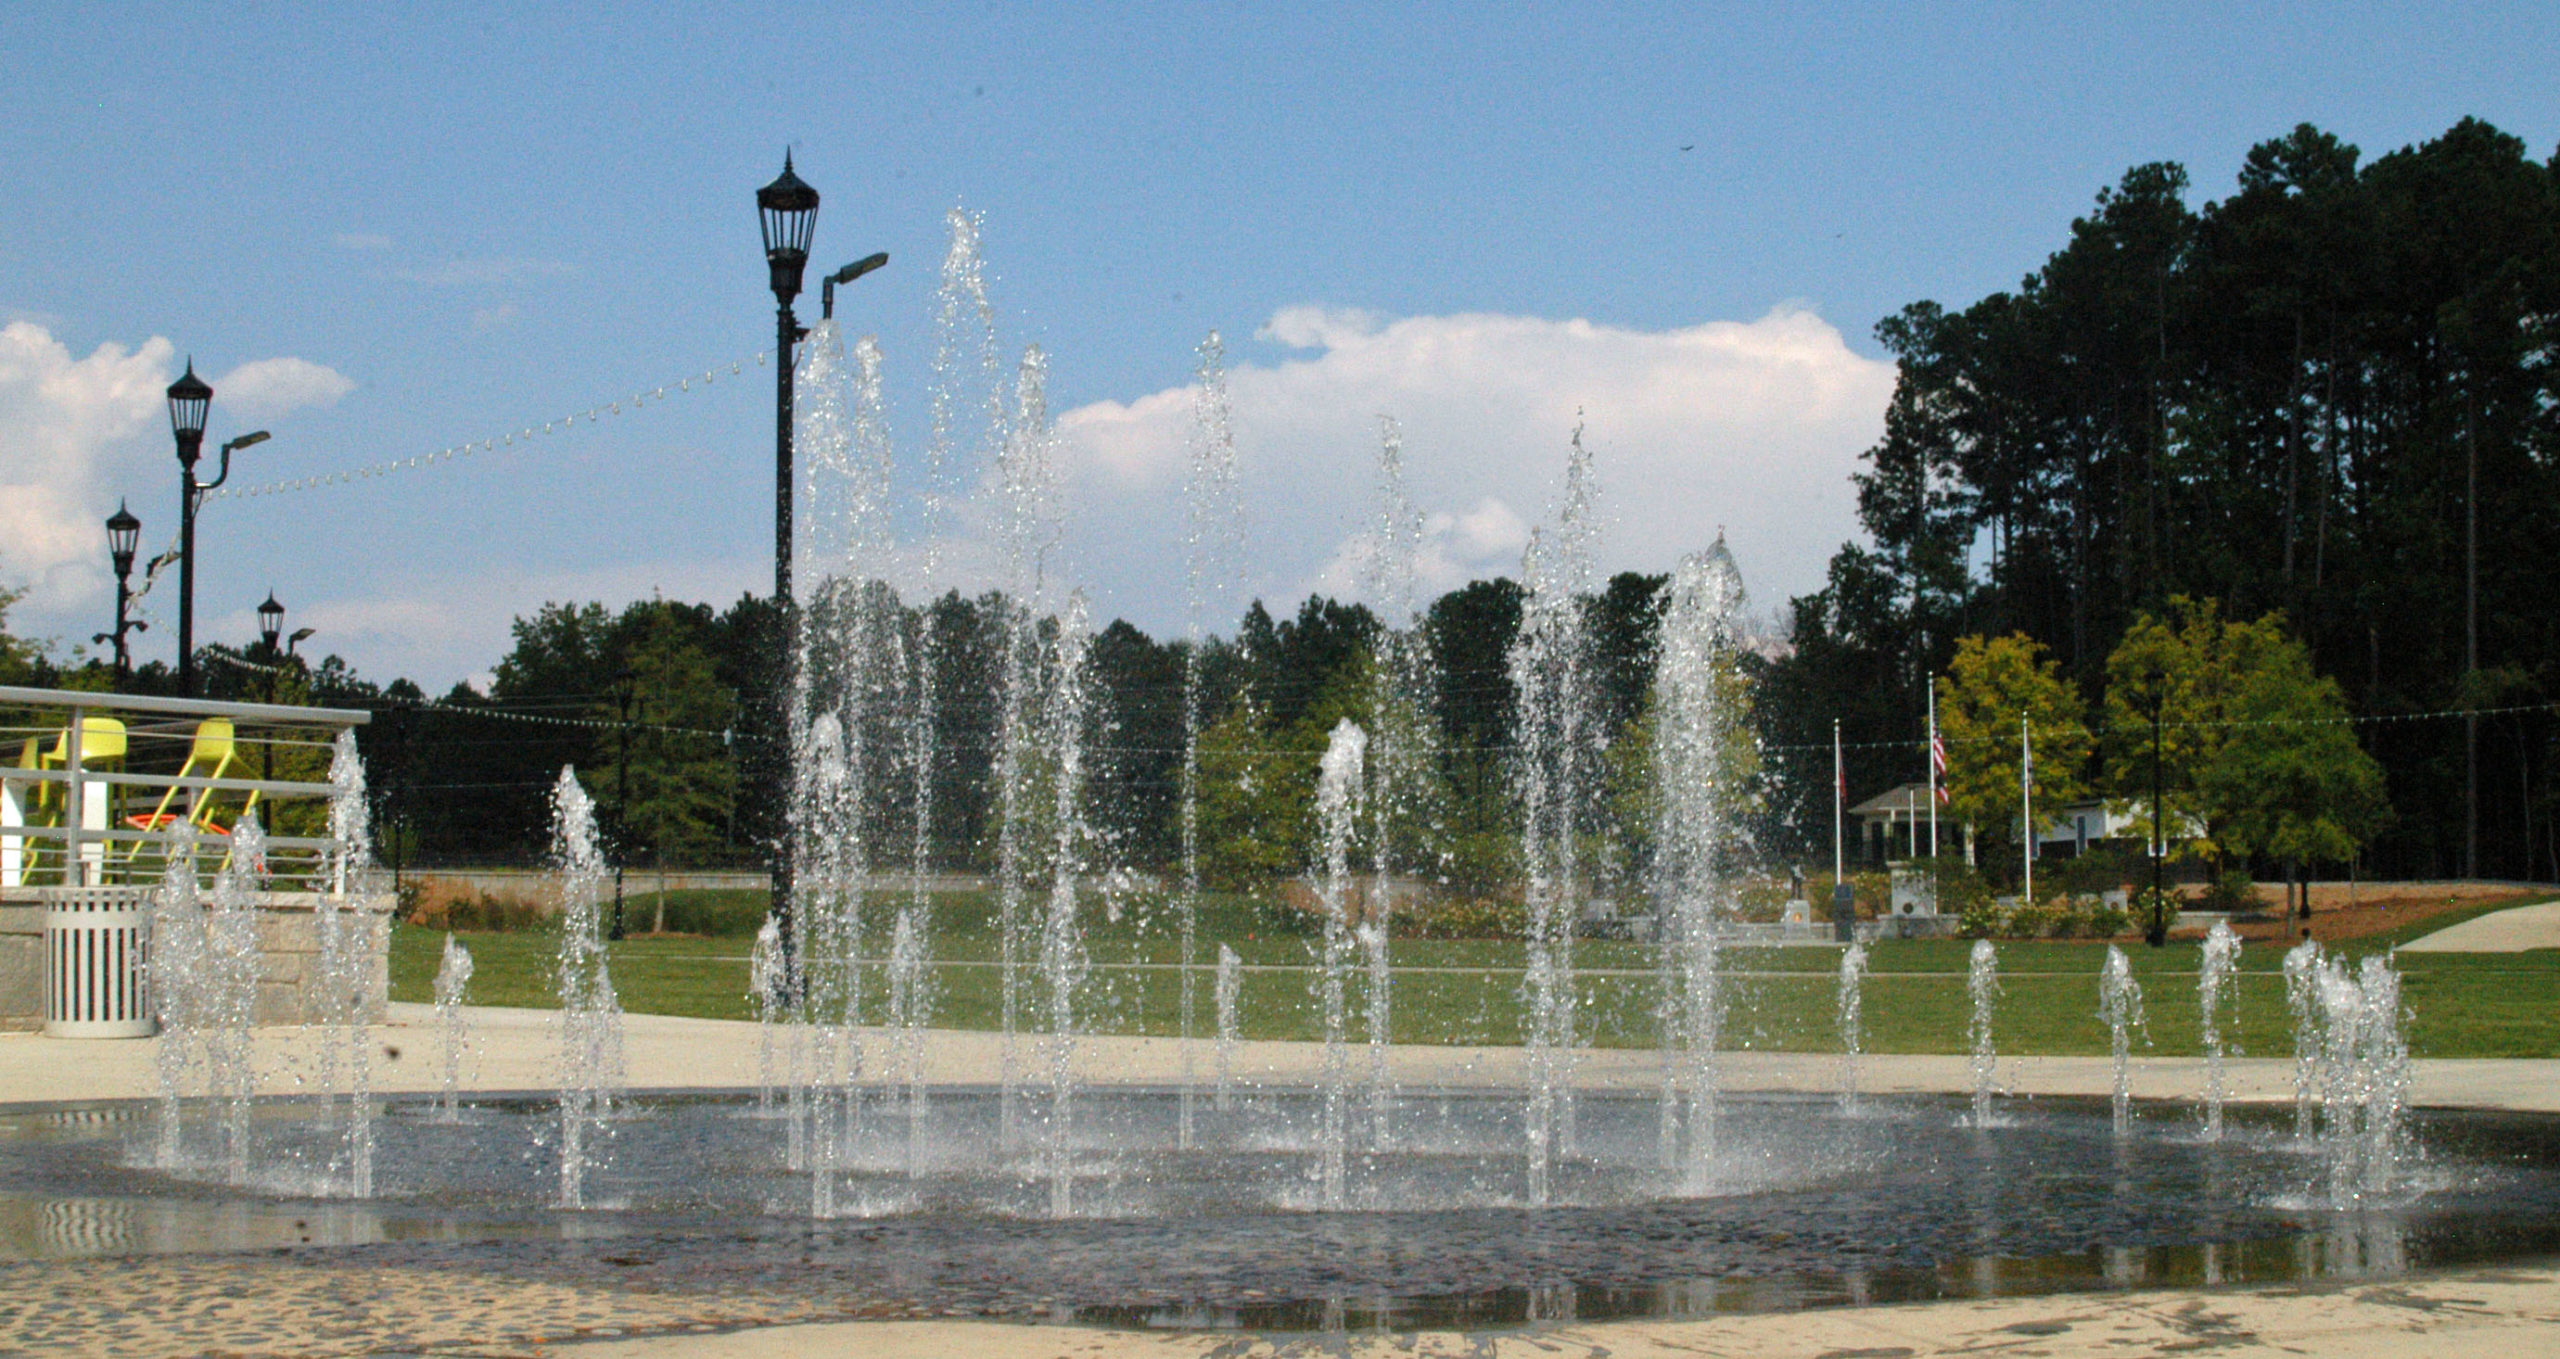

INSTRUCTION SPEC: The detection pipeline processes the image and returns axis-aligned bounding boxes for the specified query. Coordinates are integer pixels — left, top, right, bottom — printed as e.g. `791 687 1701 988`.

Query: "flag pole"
2020 713 2033 903
1833 718 1845 885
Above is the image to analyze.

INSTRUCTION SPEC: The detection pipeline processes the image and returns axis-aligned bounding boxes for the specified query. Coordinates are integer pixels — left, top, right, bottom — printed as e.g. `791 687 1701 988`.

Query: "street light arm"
198 430 271 497
820 251 890 319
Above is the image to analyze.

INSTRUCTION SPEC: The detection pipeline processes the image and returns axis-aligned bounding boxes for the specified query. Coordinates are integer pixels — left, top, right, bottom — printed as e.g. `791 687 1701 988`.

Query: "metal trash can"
45 888 155 1039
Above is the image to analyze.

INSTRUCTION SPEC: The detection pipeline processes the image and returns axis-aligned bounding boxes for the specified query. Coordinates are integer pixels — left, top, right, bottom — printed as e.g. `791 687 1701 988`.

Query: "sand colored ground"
4 1008 2560 1358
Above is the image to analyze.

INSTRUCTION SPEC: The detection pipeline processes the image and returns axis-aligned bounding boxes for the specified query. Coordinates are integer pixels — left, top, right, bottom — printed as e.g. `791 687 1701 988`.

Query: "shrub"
2088 900 2133 938
2200 869 2259 913
1926 858 1997 921
1957 899 2007 938
2128 886 2179 935
407 886 547 932
1734 877 1797 921
2049 896 2095 939
1803 871 1892 921
2005 898 2059 939
2059 847 2134 898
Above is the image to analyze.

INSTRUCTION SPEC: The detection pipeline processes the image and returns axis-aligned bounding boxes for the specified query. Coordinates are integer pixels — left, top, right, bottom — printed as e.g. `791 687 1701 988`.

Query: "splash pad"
10 210 2554 1338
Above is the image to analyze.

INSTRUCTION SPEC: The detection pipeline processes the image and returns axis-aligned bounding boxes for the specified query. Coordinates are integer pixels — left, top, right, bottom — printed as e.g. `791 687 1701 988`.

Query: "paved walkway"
558 1271 2560 1359
2403 899 2560 952
3 1002 2558 1111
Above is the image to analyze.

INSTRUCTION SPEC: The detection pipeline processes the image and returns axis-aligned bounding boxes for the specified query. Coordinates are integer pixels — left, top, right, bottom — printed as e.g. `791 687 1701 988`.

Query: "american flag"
1929 729 1950 803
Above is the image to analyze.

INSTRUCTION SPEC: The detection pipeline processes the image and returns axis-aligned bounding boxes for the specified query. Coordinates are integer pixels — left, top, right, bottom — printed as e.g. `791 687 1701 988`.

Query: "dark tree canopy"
1760 117 2560 879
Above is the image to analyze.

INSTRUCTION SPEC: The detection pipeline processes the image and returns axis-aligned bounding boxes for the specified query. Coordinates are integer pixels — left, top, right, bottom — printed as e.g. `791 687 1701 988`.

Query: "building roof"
1848 782 1938 818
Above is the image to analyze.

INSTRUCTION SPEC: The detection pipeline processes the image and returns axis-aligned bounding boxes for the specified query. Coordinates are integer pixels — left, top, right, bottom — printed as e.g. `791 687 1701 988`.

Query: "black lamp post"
758 155 819 618
94 502 147 687
168 361 268 697
258 592 285 780
755 153 886 964
252 594 314 777
2145 675 2170 947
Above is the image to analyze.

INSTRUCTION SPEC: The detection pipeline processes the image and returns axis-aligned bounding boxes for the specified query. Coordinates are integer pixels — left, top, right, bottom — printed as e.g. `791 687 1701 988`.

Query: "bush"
1926 858 1998 921
406 885 548 932
2129 885 2179 935
2088 900 2133 938
1958 899 2007 938
1803 871 1891 920
2005 897 2060 939
1734 877 1797 922
2200 869 2259 913
2058 847 2134 898
2049 896 2095 939
1398 894 1527 940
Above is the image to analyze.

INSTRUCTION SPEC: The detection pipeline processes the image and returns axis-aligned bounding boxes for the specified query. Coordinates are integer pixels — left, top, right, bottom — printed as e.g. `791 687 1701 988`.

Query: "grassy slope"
389 889 2560 1059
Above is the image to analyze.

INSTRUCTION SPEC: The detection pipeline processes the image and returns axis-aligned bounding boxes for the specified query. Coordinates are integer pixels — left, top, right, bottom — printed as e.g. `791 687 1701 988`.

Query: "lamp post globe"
167 363 212 458
757 154 820 305
105 503 141 578
259 592 285 654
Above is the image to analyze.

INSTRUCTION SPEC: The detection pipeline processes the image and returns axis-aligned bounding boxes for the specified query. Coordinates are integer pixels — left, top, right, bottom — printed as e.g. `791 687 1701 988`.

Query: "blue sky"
3 3 2552 687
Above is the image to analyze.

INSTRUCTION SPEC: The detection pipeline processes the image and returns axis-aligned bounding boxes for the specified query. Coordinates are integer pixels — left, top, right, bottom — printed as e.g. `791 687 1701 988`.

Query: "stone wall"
0 888 393 1033
248 892 396 1027
0 904 40 1033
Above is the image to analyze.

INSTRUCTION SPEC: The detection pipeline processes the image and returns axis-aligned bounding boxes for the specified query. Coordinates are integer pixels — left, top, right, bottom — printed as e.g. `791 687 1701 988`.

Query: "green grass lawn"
389 888 2560 1060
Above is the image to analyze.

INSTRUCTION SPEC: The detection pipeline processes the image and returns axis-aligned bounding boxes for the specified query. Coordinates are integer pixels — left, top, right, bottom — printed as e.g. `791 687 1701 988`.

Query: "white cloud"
0 303 1889 687
213 356 356 420
1046 304 1895 631
0 323 352 638
0 322 179 623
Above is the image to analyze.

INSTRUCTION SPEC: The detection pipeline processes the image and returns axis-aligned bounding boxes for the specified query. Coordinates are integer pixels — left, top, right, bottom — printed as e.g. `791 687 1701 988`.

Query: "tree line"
6 116 2544 889
1764 117 2558 882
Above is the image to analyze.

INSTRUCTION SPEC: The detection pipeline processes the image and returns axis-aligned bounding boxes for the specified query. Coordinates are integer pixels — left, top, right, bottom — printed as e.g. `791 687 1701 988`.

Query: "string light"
391 699 728 741
205 649 726 739
207 351 773 503
1766 697 2560 757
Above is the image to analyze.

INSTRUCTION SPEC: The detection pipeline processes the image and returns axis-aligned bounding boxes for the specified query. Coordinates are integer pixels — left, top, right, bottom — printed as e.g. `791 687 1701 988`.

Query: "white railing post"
65 701 88 887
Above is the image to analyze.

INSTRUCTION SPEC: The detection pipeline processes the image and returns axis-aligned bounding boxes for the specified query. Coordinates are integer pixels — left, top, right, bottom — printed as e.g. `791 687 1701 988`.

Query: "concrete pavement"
2404 899 2560 952
7 1002 2559 1111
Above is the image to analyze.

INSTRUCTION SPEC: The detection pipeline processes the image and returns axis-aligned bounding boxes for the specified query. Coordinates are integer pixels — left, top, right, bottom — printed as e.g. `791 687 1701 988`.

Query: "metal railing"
0 685 370 892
